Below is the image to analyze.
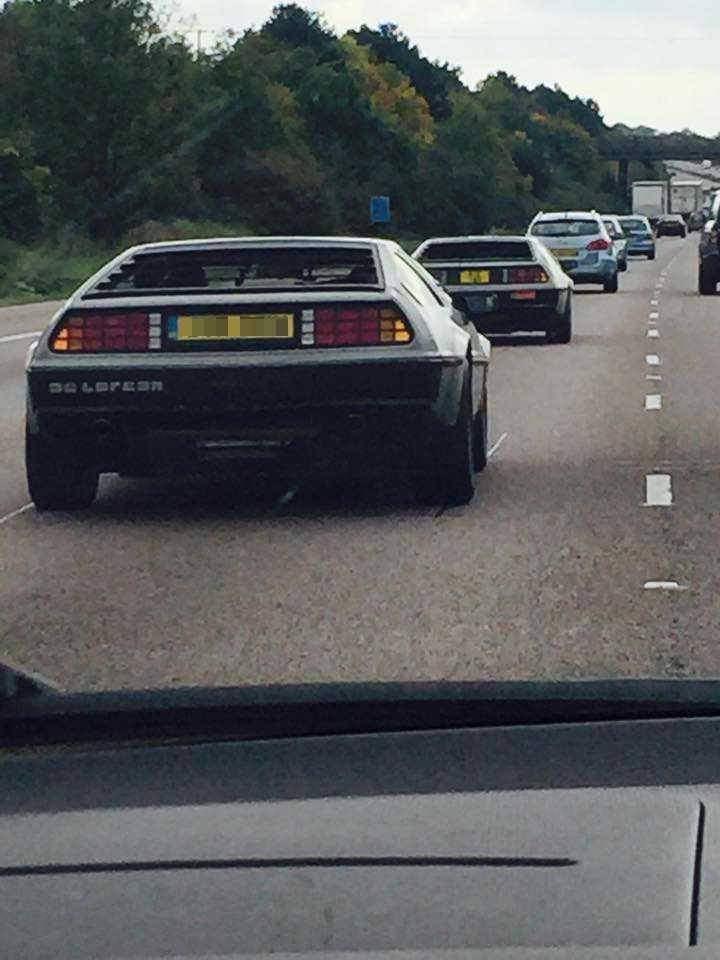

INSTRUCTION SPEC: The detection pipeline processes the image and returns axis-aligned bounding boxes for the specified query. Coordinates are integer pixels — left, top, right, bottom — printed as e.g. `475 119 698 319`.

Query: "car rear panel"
28 293 464 476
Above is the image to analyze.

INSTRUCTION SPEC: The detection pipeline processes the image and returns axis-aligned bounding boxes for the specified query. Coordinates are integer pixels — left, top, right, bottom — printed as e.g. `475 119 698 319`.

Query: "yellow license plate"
460 269 490 284
550 248 577 259
176 313 294 340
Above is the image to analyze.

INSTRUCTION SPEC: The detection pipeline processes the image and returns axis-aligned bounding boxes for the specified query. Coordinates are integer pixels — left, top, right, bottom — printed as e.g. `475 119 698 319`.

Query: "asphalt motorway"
1 238 720 691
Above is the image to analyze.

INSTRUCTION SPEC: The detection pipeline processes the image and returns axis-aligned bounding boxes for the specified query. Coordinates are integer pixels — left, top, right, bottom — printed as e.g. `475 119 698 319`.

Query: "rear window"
86 246 381 297
619 218 649 233
419 240 534 261
531 219 600 237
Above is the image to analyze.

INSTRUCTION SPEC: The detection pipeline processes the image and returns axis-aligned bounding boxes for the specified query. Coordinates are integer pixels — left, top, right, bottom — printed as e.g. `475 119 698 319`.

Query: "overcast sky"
165 0 720 136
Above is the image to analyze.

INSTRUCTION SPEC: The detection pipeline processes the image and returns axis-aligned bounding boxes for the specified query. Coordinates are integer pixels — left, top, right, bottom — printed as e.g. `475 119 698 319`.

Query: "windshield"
530 219 601 236
1 0 720 713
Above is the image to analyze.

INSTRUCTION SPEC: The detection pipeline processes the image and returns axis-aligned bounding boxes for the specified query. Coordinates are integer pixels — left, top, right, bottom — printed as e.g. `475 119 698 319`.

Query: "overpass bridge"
600 134 720 193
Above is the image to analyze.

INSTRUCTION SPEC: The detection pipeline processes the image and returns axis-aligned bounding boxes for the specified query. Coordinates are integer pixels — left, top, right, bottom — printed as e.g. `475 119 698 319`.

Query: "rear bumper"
563 260 615 284
451 288 567 333
27 356 473 476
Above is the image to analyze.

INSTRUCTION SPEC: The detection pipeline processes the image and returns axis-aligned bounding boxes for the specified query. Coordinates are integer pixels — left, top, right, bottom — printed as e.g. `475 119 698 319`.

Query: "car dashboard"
4 681 720 959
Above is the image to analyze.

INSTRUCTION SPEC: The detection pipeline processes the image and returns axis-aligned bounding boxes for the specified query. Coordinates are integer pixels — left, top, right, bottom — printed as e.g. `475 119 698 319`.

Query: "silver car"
601 215 629 272
528 211 619 293
412 234 573 344
25 236 491 509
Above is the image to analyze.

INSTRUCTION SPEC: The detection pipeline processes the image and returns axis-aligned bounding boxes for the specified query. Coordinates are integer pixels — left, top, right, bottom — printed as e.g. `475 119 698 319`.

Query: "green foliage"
1 0 718 301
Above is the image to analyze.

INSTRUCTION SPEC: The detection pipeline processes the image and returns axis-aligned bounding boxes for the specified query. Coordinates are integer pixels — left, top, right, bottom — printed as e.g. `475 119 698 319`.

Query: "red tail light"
308 305 412 347
586 238 611 251
507 266 548 284
51 312 159 352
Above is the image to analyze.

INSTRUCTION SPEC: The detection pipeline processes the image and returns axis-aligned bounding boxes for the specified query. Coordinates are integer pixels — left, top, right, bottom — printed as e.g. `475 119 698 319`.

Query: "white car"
412 235 573 344
528 211 619 293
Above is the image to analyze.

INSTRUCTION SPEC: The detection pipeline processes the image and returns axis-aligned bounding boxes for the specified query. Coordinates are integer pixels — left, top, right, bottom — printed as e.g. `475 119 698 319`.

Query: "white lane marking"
645 474 672 506
646 374 662 381
0 330 41 345
646 354 661 366
644 581 687 591
647 328 660 338
0 502 33 526
645 394 662 410
650 299 659 306
487 431 509 460
649 311 659 320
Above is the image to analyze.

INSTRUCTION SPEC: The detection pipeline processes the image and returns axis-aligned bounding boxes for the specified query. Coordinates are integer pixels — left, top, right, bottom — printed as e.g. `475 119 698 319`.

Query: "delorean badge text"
48 380 164 395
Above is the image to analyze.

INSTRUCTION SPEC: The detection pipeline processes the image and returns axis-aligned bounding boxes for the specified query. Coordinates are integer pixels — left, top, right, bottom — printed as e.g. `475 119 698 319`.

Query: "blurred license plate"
464 293 498 313
174 313 294 341
460 269 490 284
550 249 577 259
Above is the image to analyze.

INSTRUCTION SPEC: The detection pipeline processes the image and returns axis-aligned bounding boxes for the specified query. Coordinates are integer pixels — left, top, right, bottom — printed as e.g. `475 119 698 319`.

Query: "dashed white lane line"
646 374 662 381
649 311 659 320
0 502 33 526
650 299 659 306
487 431 509 460
645 394 662 410
645 474 672 506
647 328 660 338
0 330 41 345
646 354 661 366
644 581 687 591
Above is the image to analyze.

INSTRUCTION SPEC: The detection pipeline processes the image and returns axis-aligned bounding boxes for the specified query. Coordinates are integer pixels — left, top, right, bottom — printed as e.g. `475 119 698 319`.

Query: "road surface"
1 239 719 691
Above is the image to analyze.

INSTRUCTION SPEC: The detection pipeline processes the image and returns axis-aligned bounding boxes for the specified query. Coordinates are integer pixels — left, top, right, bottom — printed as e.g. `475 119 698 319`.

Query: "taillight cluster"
51 312 161 352
302 305 412 347
507 266 548 284
586 238 611 251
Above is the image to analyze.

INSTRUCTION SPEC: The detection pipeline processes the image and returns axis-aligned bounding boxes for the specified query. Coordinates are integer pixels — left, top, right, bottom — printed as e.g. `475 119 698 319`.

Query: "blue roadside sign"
370 196 390 223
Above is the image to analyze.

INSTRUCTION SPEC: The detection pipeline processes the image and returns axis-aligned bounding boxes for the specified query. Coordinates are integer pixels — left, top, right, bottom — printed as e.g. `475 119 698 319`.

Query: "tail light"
305 304 413 347
51 312 160 352
507 266 548 284
586 238 611 251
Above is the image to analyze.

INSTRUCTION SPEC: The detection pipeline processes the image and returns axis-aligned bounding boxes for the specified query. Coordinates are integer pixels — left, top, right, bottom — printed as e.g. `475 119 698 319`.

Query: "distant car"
617 216 655 260
527 211 619 293
412 235 573 344
655 214 687 238
25 237 491 509
601 215 629 272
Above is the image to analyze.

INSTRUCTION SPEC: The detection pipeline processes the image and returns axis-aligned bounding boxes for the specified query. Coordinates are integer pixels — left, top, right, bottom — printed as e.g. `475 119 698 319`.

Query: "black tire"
699 265 717 296
473 386 488 473
618 259 628 272
26 430 98 511
647 251 655 260
546 296 572 344
603 272 619 293
418 372 475 506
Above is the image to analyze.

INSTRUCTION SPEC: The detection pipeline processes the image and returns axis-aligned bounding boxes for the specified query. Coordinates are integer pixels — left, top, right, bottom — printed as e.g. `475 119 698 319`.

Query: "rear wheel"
546 296 572 344
603 272 619 293
647 251 655 260
473 386 488 473
699 264 717 295
26 430 98 511
418 372 475 506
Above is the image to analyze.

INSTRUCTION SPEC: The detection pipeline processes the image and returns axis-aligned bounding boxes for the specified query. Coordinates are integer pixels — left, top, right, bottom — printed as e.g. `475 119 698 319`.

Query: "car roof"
532 211 601 221
123 236 396 256
417 235 532 243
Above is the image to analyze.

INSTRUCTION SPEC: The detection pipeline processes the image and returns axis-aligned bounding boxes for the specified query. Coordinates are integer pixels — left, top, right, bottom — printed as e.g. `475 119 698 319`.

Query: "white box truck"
670 179 703 217
631 181 669 224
